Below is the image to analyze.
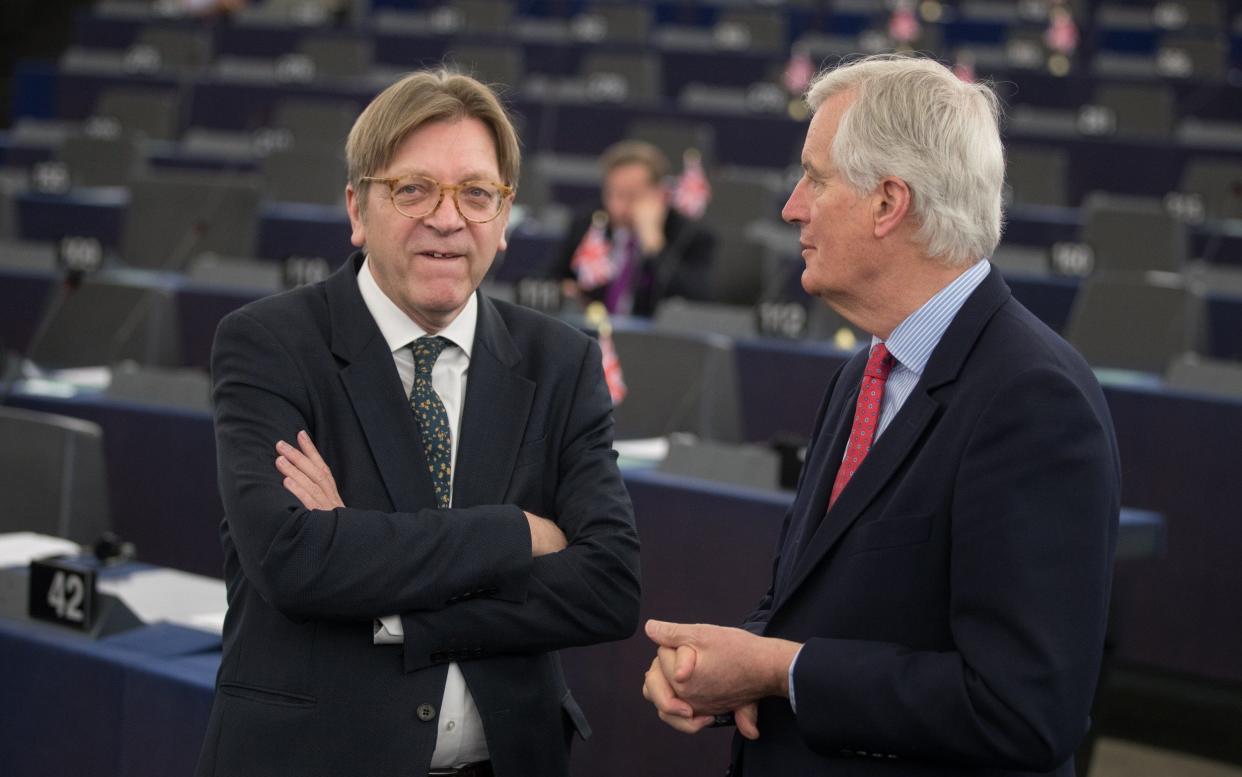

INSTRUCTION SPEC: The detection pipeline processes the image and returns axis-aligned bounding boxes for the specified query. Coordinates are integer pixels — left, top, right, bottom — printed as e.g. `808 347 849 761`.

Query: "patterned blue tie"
410 336 453 509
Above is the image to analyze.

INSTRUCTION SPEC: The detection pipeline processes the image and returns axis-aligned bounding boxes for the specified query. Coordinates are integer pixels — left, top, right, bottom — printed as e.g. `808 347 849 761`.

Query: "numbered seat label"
28 559 96 631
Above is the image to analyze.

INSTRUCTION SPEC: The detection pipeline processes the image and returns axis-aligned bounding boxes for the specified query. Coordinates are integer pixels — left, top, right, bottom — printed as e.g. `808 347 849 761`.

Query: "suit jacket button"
416 703 437 722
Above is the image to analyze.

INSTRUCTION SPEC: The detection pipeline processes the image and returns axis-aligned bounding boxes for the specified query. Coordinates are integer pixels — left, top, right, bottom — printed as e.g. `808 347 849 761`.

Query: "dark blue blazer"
735 267 1120 776
196 253 640 777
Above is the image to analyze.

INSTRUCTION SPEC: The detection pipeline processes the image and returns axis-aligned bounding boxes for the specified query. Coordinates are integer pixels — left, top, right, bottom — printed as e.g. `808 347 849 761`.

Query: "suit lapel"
328 253 438 512
774 268 1013 612
774 352 863 599
454 294 535 508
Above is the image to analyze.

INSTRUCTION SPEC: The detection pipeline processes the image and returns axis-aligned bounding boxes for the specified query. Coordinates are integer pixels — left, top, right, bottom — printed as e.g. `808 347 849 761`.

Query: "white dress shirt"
357 256 489 768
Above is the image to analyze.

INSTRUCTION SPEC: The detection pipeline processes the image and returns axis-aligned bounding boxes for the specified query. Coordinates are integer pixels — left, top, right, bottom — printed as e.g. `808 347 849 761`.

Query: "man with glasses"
198 70 640 777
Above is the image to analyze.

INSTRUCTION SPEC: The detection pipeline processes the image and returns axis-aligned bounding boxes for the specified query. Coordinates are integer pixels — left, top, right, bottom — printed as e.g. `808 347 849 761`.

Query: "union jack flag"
783 48 814 96
1044 6 1079 55
888 1 920 45
599 329 627 405
672 149 711 220
572 211 613 290
585 301 627 405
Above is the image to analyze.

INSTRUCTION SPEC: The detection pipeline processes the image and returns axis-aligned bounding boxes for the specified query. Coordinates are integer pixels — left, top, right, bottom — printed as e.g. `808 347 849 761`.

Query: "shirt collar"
876 259 992 377
357 255 477 358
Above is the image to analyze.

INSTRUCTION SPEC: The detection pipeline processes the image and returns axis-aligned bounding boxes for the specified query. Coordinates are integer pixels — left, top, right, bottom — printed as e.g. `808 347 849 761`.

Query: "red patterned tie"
828 343 897 510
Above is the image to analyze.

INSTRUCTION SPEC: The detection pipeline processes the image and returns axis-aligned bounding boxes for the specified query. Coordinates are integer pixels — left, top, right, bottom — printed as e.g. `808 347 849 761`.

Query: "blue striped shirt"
873 259 992 440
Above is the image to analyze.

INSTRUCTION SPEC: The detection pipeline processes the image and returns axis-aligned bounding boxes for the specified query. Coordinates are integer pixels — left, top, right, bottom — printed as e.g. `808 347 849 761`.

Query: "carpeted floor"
1091 739 1242 777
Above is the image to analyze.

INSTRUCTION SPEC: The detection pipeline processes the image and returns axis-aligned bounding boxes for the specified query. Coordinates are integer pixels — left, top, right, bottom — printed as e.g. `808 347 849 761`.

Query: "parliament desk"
5 297 1232 681
0 469 1163 777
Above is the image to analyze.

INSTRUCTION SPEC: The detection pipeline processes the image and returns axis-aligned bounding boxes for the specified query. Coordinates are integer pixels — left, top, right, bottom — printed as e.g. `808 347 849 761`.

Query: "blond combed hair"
806 54 1005 267
346 69 521 216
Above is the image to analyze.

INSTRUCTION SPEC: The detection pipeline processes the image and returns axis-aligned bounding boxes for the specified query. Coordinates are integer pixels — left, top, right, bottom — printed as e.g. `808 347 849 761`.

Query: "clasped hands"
642 619 802 740
274 430 566 556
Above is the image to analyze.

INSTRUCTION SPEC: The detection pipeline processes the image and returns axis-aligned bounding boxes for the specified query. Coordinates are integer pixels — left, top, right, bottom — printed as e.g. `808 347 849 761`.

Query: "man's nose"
423 190 465 231
781 184 806 224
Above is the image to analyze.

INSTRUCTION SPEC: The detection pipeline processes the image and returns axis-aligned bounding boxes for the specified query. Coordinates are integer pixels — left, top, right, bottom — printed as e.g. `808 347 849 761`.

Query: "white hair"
805 54 1005 267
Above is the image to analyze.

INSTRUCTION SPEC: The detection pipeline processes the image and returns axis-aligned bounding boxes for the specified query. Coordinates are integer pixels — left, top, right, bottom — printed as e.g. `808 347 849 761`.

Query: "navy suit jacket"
196 253 640 777
734 267 1120 776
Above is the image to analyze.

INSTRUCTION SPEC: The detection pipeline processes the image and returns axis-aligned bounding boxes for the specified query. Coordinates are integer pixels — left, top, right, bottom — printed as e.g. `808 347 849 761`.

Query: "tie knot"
864 343 896 381
412 336 450 376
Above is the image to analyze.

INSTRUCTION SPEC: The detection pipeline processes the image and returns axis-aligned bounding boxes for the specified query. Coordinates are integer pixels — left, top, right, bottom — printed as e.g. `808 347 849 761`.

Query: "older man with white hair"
643 53 1119 777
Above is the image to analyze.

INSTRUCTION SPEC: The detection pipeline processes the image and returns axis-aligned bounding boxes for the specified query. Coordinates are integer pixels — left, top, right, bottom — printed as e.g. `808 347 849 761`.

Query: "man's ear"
872 176 912 239
346 184 366 248
496 197 513 253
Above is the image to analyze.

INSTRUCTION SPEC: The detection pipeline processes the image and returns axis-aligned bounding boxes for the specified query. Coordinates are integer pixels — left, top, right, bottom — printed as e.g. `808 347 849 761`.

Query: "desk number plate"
28 558 96 631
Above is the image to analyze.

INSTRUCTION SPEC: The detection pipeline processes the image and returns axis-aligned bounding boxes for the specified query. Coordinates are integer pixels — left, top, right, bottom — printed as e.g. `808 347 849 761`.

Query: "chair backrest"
700 170 782 234
0 171 19 240
57 133 142 188
105 365 212 412
446 44 525 89
625 117 716 170
716 9 787 53
610 328 742 442
658 436 782 492
653 299 758 339
1005 144 1069 208
271 97 361 150
1159 35 1226 80
29 278 183 369
1065 274 1204 373
581 50 663 103
136 24 214 74
261 148 346 206
1092 82 1175 139
1177 158 1242 222
93 87 181 141
1080 192 1187 275
450 0 515 34
121 170 262 270
186 254 283 291
708 228 766 306
0 406 111 545
299 34 374 80
1165 353 1242 399
580 4 651 43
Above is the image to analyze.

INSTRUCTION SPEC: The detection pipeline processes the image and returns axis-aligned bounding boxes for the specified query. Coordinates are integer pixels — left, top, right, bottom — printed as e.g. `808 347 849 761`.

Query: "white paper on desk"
97 568 227 635
613 437 670 463
184 611 227 635
0 532 82 568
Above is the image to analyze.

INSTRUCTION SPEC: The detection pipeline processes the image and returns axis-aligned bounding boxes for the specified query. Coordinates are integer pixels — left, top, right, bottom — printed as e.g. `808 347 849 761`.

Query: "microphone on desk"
0 236 105 406
93 531 137 566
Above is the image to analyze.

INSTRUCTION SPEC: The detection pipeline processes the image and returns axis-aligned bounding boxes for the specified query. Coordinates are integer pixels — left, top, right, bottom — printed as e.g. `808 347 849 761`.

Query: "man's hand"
642 650 762 739
526 512 567 557
632 190 668 256
643 619 800 731
276 430 344 510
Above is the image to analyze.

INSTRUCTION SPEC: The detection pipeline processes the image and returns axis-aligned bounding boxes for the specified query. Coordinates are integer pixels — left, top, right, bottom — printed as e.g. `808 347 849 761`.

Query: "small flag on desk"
1044 2 1078 56
572 211 613 290
586 301 627 405
782 47 814 96
888 0 920 46
952 52 976 83
672 149 711 220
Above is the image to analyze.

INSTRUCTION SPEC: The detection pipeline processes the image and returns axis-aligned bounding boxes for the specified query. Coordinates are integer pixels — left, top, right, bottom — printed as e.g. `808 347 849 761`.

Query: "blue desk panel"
0 468 1164 777
0 618 215 777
